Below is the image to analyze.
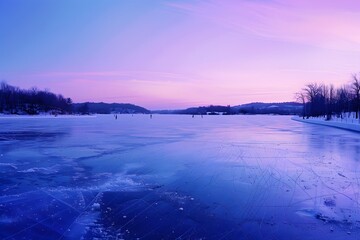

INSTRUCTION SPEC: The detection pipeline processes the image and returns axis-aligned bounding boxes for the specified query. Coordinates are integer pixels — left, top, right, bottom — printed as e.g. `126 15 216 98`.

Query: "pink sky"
1 0 360 109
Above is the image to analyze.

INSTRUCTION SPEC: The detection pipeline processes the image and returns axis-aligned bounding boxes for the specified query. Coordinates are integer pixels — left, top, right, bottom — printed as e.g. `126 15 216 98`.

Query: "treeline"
234 102 302 115
0 82 72 114
154 105 233 115
179 105 233 115
296 74 360 120
154 103 302 115
73 102 150 114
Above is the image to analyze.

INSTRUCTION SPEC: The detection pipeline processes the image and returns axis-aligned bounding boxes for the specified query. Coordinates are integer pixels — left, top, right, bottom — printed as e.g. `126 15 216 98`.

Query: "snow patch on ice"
163 191 194 205
92 202 101 210
97 175 142 191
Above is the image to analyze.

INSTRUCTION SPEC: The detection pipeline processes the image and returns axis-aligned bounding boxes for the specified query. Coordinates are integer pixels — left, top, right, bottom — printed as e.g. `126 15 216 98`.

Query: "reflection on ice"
1 115 360 239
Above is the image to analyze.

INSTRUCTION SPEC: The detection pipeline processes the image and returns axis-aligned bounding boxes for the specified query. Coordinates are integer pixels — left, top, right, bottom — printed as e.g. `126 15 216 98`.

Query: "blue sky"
1 0 360 109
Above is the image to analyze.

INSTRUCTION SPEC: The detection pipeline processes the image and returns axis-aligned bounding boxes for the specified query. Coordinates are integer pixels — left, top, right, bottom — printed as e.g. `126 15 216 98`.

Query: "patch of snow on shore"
292 116 360 132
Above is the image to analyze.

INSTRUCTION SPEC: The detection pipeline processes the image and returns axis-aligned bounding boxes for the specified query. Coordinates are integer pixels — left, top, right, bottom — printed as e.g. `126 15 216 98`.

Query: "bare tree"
336 86 351 118
326 84 335 120
303 83 325 117
296 75 360 122
351 74 360 119
295 92 307 118
0 82 73 114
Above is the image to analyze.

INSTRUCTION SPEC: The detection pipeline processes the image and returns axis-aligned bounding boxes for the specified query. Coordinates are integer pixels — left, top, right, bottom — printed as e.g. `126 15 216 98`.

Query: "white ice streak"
17 165 58 174
0 162 18 169
48 174 144 193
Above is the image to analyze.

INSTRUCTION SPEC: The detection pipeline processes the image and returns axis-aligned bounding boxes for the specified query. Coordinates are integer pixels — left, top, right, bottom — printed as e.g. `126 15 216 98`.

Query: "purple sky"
1 0 360 109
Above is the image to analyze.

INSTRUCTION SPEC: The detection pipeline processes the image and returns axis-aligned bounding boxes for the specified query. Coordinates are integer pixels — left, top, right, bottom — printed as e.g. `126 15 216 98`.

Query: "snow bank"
292 116 360 132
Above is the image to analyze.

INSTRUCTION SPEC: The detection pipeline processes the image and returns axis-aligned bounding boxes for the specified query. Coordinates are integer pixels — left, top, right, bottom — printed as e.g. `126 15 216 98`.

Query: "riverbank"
292 116 360 132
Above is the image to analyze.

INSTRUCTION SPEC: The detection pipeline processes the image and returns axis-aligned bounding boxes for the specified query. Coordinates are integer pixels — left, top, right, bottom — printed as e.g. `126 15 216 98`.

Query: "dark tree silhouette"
335 86 351 118
0 81 73 114
351 74 360 119
296 74 360 122
77 102 89 115
295 92 306 119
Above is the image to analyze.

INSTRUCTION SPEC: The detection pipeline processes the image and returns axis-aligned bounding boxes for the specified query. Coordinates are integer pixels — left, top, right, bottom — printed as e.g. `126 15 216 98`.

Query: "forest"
0 82 72 114
297 74 360 120
0 82 150 115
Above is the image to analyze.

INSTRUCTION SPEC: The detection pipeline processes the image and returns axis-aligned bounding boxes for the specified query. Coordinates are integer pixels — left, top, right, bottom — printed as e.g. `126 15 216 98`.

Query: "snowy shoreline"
292 116 360 132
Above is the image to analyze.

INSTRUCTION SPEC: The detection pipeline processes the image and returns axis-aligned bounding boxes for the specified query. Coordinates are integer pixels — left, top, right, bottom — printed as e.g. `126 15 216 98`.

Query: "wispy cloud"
3 0 359 109
167 0 360 51
29 70 197 82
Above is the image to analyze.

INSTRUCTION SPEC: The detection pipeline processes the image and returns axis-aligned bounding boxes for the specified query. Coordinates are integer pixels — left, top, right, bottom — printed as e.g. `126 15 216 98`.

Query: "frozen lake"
1 114 360 239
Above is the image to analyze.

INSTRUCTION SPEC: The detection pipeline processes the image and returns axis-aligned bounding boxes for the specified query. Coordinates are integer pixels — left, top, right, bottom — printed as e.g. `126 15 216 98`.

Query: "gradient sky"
1 0 360 109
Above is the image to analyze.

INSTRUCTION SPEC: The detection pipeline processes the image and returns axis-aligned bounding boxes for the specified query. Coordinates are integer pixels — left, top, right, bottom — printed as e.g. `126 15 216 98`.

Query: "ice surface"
1 114 360 239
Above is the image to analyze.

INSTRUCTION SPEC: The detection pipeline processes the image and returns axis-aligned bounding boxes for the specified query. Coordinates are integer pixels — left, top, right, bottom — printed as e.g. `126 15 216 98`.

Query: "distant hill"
154 102 302 115
153 105 233 115
233 102 302 115
1 81 301 116
73 102 150 114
